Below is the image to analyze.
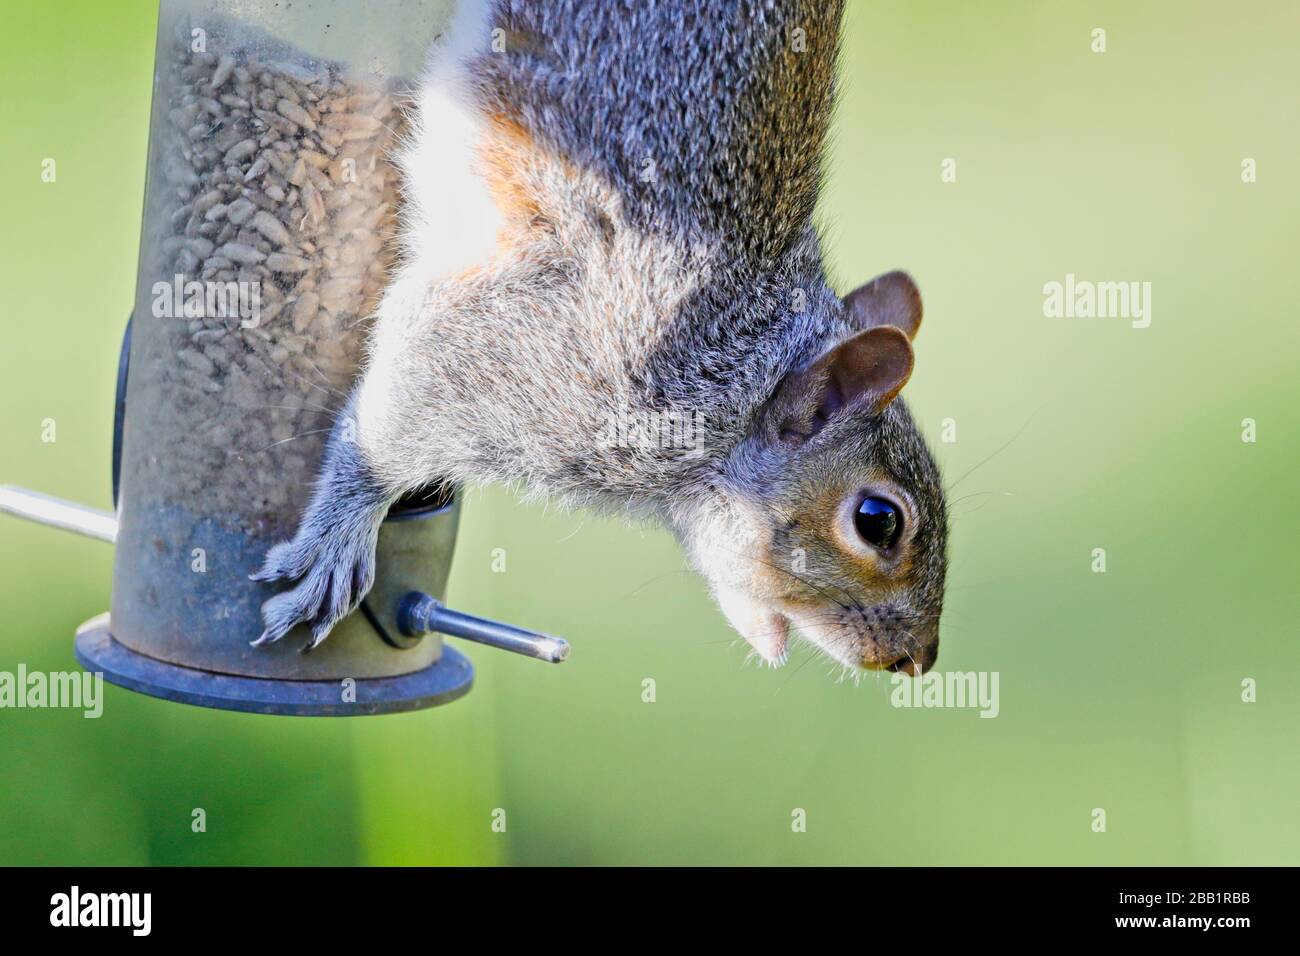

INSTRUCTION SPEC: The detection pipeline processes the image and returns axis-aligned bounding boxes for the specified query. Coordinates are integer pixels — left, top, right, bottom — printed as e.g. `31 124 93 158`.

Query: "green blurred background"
1 0 1295 865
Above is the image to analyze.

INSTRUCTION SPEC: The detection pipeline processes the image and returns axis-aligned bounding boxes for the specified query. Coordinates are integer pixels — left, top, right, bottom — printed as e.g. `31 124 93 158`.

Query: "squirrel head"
682 271 948 675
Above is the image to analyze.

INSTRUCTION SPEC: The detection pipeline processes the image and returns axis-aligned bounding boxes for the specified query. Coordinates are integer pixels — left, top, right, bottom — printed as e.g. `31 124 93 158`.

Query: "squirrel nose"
887 633 939 676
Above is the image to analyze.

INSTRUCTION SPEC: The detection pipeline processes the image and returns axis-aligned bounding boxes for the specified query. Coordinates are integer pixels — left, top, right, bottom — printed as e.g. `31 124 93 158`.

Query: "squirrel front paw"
250 421 391 651
250 506 381 651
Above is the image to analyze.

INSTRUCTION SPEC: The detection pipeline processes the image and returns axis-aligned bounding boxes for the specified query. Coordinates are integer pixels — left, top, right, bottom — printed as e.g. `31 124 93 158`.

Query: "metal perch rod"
398 592 570 663
0 485 117 544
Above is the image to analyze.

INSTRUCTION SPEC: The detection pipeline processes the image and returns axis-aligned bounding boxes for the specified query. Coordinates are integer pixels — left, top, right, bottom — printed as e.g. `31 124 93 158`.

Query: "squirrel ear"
775 326 915 443
843 270 923 341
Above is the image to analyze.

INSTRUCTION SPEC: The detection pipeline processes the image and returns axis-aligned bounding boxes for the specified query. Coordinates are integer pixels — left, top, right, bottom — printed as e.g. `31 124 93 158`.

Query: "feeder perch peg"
0 486 117 544
398 592 570 664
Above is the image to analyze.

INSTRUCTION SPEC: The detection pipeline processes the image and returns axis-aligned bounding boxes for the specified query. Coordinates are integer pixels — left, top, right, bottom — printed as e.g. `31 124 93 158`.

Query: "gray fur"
254 0 949 673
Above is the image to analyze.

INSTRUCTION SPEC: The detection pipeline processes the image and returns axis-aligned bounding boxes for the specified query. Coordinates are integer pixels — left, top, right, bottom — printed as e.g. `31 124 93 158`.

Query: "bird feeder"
0 0 567 716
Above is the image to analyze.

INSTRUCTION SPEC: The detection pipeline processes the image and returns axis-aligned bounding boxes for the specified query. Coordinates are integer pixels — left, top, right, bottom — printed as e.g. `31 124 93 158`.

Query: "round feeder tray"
75 614 474 717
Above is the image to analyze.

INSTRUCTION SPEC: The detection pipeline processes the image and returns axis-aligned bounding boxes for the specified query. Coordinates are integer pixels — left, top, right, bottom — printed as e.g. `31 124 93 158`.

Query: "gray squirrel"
252 0 949 675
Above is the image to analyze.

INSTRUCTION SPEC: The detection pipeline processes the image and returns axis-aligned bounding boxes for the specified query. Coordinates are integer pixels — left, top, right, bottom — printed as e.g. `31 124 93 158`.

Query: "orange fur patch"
478 115 547 251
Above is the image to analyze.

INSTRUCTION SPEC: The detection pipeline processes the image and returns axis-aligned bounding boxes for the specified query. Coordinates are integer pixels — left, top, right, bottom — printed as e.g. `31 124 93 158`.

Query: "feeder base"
74 614 474 717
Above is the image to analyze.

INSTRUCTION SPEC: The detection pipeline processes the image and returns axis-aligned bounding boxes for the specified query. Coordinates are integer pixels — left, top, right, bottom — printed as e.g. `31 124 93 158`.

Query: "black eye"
854 496 902 550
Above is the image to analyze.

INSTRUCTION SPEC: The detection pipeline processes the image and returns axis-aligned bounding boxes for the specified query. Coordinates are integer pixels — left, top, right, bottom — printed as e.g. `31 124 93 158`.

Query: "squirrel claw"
300 630 329 655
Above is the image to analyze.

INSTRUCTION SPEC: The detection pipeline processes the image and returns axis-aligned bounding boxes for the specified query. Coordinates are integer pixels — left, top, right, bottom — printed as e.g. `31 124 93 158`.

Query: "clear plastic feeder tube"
112 0 451 679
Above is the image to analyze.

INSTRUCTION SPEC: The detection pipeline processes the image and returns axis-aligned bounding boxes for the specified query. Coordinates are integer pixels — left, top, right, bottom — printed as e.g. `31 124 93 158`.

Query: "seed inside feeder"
130 20 404 534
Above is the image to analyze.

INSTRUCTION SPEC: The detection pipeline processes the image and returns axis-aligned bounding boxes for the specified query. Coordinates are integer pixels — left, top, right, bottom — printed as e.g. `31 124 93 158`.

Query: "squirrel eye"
854 496 902 550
